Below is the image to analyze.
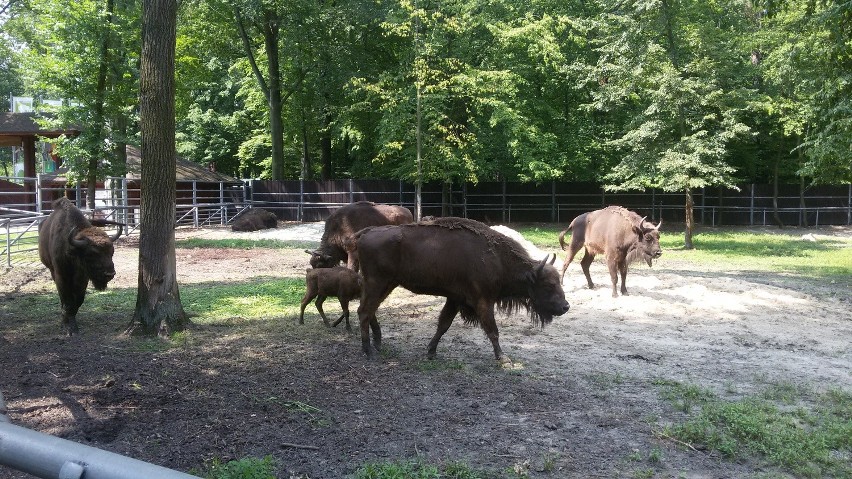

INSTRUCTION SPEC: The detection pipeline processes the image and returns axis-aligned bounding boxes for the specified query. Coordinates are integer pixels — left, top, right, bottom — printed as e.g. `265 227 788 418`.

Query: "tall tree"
588 0 750 248
128 0 188 336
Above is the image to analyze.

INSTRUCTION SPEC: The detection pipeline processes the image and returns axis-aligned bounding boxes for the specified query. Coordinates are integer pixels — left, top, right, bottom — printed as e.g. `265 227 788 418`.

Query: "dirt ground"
1 223 850 478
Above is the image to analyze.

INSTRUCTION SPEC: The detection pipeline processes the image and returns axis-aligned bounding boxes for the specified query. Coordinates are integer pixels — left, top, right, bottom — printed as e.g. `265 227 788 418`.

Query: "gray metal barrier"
0 390 201 479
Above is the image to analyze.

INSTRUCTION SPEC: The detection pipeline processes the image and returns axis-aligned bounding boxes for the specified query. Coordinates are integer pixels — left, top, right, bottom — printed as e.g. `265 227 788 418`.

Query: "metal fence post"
35 175 42 213
219 181 225 225
551 180 556 222
848 184 851 225
299 179 304 222
349 179 354 204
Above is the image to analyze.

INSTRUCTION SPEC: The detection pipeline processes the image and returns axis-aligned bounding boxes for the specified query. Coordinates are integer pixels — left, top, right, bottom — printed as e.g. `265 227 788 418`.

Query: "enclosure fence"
2 176 850 267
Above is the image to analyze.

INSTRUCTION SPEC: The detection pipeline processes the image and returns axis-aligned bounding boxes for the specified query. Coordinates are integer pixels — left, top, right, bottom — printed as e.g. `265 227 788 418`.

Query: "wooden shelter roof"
0 112 80 146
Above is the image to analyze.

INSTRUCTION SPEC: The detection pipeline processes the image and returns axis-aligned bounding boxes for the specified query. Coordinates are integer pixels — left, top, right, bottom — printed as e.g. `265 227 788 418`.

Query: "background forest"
1 0 850 195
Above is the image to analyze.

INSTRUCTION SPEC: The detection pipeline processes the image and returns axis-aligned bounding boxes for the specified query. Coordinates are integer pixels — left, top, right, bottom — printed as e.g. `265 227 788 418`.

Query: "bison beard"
559 206 662 297
38 197 122 335
354 217 570 362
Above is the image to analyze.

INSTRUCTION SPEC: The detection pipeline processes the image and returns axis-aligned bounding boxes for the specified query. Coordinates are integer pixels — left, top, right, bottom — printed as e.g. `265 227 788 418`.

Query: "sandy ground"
0 222 850 478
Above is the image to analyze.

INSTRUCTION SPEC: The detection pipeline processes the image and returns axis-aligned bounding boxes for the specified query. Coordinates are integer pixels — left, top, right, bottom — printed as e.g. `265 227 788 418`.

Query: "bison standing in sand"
559 206 662 297
38 197 123 335
353 217 570 362
305 201 413 269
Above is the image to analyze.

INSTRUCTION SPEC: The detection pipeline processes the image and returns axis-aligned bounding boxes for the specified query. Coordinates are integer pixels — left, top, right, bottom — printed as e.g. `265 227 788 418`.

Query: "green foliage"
198 456 276 479
658 382 852 478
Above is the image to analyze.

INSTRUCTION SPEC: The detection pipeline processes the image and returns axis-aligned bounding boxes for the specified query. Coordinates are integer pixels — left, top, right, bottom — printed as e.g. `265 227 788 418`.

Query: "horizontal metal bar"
0 421 200 479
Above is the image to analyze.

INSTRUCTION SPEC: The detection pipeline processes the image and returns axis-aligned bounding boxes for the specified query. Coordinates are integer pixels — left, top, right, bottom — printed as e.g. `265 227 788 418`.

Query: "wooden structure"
0 112 80 188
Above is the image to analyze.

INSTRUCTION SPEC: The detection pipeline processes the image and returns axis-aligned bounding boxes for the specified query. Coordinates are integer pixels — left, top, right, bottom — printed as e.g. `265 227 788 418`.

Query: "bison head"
305 249 338 268
526 254 570 325
69 227 119 291
632 218 663 266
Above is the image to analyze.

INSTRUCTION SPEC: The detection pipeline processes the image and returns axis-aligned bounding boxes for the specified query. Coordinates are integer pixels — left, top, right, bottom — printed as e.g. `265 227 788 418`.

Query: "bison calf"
299 266 362 330
559 206 662 297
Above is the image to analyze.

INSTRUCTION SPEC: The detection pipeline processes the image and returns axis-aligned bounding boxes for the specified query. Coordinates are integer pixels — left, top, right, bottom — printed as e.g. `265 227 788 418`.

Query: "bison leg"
357 279 395 358
58 278 86 336
426 299 459 359
315 295 331 327
579 251 596 290
332 298 351 331
299 290 317 325
476 300 506 362
606 258 621 298
559 244 583 284
618 261 629 296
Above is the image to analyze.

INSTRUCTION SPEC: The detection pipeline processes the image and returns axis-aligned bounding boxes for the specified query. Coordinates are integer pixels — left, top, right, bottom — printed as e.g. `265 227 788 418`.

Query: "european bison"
559 206 662 297
231 207 278 232
38 197 123 335
353 217 570 362
306 201 413 269
299 266 362 330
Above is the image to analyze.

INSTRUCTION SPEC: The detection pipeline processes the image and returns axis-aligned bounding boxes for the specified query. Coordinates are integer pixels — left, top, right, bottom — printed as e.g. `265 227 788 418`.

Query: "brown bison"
38 197 123 335
306 201 413 268
231 207 278 232
354 217 570 362
559 206 662 297
299 266 362 330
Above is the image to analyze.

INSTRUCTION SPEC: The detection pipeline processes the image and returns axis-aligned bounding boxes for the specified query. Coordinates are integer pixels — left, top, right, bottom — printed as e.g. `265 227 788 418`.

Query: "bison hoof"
497 355 513 367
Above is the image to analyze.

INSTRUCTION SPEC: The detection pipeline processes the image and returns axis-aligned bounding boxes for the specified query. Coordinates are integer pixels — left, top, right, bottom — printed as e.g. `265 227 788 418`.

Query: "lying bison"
559 206 662 297
231 207 278 232
306 201 413 269
353 217 570 362
38 197 123 335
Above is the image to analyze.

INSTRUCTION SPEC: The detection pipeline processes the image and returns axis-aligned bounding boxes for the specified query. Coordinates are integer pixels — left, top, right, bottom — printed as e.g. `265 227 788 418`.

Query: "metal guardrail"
0 390 201 479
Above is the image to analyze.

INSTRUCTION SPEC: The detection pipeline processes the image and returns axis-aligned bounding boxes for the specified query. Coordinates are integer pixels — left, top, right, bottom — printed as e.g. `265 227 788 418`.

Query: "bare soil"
1 224 850 478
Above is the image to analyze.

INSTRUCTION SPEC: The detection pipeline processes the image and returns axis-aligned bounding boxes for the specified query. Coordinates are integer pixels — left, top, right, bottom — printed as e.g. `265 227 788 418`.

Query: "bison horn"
68 227 88 249
653 218 662 230
547 253 556 266
109 224 123 242
304 249 317 256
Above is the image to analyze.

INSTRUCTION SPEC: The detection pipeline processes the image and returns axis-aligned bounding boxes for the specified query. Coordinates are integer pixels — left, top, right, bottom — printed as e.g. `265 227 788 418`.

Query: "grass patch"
415 358 465 372
657 381 852 478
194 455 276 479
353 459 487 479
515 224 851 279
83 278 305 325
176 237 317 250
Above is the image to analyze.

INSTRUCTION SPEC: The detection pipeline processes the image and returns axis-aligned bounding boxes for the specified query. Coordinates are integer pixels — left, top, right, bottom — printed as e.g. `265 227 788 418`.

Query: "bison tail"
558 229 570 251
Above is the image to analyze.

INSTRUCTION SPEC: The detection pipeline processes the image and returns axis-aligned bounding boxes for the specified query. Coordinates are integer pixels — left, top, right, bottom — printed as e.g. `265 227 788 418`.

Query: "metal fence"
1 175 249 267
3 177 851 267
247 179 852 226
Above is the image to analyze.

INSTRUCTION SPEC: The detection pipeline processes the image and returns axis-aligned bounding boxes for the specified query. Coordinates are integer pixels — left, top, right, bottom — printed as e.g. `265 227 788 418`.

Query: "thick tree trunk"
128 0 187 336
797 134 808 227
264 20 284 180
320 107 332 180
301 111 312 180
684 187 694 250
87 0 115 210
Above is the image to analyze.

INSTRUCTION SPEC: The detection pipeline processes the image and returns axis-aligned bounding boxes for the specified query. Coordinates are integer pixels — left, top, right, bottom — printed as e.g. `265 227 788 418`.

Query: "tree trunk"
264 18 285 180
684 187 694 250
797 134 808 227
441 180 451 217
320 106 332 180
301 110 311 180
771 155 784 228
87 0 115 210
128 0 187 336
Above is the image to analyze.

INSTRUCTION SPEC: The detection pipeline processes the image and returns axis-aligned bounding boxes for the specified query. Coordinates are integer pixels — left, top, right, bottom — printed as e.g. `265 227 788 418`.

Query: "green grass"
194 455 277 479
353 460 487 479
64 277 306 325
515 224 852 278
657 381 852 478
176 237 318 250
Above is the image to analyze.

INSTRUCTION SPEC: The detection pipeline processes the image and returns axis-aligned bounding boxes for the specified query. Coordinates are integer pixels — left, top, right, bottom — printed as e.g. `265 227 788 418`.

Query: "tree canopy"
3 0 849 190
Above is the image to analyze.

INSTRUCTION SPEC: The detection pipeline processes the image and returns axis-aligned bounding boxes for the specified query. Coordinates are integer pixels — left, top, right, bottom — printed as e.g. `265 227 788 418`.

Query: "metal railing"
0 389 201 479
